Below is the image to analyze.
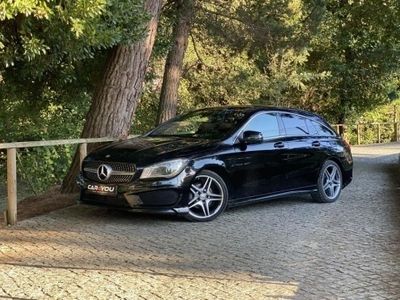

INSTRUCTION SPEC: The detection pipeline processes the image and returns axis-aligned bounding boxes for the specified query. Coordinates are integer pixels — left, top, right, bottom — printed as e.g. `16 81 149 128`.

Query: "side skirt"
227 188 318 208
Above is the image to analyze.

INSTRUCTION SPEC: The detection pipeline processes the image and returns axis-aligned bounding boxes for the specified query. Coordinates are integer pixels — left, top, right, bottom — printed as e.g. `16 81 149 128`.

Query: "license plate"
87 184 117 195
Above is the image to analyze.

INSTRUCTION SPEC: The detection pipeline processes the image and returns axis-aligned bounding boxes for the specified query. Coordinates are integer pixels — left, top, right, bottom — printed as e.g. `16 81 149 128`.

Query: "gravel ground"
0 143 399 300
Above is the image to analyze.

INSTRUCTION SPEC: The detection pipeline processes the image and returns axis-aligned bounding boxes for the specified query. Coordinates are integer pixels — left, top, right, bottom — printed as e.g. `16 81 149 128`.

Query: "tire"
184 170 229 222
312 160 342 203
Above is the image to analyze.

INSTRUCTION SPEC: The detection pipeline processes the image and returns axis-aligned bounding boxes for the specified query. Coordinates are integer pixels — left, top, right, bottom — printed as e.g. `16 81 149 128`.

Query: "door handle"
274 141 285 148
312 141 320 147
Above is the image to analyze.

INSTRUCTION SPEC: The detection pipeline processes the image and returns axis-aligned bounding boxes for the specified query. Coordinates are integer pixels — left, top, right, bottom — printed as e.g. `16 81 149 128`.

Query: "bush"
16 145 75 194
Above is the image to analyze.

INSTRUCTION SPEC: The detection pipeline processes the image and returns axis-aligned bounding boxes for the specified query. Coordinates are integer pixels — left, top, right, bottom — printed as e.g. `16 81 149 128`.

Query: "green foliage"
135 0 400 131
133 82 160 134
0 0 147 65
343 99 400 145
2 0 400 195
0 0 149 194
184 0 400 123
16 145 75 194
194 0 326 107
0 0 148 116
181 43 265 107
304 0 400 122
0 98 88 193
0 95 89 142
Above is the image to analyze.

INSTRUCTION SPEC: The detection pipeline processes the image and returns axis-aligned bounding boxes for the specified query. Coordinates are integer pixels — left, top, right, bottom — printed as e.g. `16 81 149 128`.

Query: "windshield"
149 109 249 140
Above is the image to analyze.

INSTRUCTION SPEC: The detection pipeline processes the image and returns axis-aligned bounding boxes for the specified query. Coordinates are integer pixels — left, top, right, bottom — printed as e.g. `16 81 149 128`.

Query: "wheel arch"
324 156 345 182
197 164 233 200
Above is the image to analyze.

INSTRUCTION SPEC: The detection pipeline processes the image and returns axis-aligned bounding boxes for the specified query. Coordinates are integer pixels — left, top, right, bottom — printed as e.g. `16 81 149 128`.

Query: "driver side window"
243 113 280 139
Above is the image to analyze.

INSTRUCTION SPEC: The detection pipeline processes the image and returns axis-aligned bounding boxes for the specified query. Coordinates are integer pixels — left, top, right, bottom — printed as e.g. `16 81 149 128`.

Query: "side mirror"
241 130 263 144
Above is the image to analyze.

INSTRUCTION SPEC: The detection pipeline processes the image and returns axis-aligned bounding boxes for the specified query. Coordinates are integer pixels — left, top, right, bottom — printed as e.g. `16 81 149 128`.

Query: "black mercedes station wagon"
77 106 353 221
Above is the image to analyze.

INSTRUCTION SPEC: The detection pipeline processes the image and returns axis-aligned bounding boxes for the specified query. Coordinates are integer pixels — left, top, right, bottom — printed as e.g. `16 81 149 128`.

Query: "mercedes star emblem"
97 164 112 181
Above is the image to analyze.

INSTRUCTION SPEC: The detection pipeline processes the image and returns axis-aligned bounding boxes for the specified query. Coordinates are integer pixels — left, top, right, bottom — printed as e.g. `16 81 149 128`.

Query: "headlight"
140 159 188 179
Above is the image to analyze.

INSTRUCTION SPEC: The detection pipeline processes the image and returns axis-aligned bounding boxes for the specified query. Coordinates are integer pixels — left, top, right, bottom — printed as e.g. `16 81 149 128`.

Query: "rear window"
281 114 309 136
308 120 336 137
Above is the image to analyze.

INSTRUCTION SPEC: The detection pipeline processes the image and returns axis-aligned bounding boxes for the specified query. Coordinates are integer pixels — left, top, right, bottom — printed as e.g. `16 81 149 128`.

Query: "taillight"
343 139 351 149
342 138 353 163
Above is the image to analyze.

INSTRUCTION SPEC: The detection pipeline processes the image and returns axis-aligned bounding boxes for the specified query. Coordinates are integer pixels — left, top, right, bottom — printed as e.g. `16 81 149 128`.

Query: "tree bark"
61 0 163 193
156 0 195 125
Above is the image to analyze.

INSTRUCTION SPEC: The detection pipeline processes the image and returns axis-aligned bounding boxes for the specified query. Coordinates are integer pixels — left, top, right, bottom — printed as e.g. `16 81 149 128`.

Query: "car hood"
85 136 219 167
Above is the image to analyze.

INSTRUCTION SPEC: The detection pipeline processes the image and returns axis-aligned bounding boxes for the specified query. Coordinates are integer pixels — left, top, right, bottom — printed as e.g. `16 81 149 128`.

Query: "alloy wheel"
322 164 341 200
188 175 225 219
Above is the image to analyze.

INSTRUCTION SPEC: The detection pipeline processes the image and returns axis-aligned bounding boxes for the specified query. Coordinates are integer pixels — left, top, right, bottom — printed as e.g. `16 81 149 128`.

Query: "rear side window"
306 119 319 135
281 114 309 136
243 113 280 139
308 120 336 137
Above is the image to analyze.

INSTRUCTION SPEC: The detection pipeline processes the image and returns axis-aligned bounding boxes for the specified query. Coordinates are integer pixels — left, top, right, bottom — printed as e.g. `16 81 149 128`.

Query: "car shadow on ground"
100 193 314 222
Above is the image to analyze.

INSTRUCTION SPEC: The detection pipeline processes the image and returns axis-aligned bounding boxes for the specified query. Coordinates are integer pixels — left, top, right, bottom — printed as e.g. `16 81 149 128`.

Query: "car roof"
192 105 329 125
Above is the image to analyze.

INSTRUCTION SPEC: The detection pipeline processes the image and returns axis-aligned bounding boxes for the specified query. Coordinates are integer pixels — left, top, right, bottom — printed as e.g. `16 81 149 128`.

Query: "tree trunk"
61 0 163 193
156 0 195 125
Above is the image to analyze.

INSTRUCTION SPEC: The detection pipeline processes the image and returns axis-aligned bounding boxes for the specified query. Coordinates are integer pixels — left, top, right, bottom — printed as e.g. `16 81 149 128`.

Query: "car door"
225 112 288 200
306 119 338 174
279 113 322 190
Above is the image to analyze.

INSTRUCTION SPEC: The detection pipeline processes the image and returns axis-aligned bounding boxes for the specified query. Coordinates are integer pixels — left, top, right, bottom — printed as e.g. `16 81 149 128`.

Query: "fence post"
357 124 361 145
395 122 399 142
342 125 347 141
79 143 87 167
377 124 381 144
6 148 17 225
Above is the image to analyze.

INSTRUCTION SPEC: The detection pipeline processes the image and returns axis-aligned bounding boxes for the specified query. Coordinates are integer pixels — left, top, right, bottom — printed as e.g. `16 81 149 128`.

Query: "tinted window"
281 114 309 136
243 113 280 139
306 119 319 135
311 121 335 136
150 109 249 139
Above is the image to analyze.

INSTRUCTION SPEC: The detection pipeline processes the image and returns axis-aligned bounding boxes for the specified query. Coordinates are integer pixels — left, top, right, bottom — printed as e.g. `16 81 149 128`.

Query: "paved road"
0 143 399 299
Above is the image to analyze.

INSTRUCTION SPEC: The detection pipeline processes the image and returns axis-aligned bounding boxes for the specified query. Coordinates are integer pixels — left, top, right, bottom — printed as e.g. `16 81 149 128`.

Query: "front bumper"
76 170 194 214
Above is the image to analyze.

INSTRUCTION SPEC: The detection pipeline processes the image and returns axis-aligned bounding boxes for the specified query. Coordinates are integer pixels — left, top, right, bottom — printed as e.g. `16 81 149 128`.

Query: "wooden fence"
0 136 133 225
332 122 399 145
0 122 399 226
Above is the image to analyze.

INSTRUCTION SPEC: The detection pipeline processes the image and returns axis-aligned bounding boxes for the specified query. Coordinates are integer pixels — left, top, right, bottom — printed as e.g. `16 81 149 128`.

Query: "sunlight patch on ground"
0 264 299 300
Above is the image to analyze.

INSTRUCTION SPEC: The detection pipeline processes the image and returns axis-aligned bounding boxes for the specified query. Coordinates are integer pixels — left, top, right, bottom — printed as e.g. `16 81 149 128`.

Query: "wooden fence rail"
332 122 399 145
1 122 399 226
0 136 136 225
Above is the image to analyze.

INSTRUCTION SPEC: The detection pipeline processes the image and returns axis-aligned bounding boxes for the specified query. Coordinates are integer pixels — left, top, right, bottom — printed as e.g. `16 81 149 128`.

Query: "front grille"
82 160 136 184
